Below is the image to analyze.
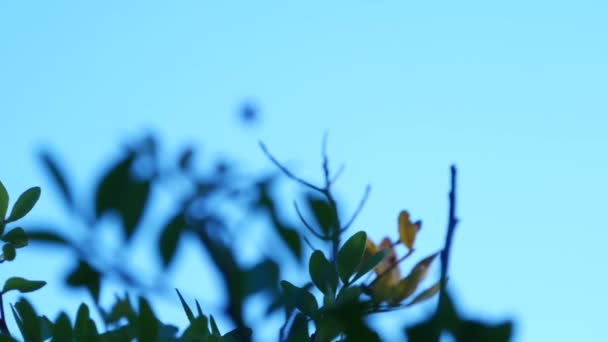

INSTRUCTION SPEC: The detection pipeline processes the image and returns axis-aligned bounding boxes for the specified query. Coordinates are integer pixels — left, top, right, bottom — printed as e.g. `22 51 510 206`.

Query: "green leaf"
2 227 28 248
175 288 195 323
159 214 185 268
336 286 362 306
406 279 443 307
306 194 335 235
2 277 46 294
137 297 159 342
277 225 302 260
209 315 221 337
390 252 439 304
245 259 279 295
95 152 151 240
73 304 99 342
39 150 74 211
0 181 8 220
280 281 318 317
7 187 41 222
26 229 69 246
337 231 367 284
286 313 310 342
66 261 101 303
14 299 41 342
182 316 210 339
223 326 253 342
2 243 16 261
309 250 338 297
52 312 73 341
352 248 389 283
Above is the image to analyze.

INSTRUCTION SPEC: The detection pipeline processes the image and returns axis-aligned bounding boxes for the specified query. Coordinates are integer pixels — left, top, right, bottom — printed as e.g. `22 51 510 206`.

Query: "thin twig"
437 165 459 314
321 132 331 188
329 164 345 186
259 142 323 193
0 294 8 335
293 202 326 240
340 185 371 233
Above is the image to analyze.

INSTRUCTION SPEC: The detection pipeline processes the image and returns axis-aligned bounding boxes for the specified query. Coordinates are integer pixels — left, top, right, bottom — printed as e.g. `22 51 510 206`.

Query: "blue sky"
1 1 607 340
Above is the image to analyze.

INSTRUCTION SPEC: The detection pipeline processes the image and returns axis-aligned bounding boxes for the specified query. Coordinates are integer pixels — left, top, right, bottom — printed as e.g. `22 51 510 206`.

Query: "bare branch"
294 201 326 240
259 142 323 192
341 185 371 233
437 165 459 314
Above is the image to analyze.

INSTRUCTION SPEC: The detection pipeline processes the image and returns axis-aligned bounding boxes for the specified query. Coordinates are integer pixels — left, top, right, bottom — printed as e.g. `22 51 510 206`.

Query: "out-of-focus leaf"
66 261 101 303
398 210 420 250
73 304 99 342
105 293 136 326
286 313 309 342
406 279 443 307
314 317 340 342
137 297 159 342
175 288 195 323
352 248 389 283
306 194 334 235
336 286 362 306
95 152 151 240
277 225 302 260
14 299 41 342
280 281 318 318
2 244 16 261
309 250 338 297
182 315 210 339
246 259 279 295
52 312 73 341
7 187 41 222
2 277 46 294
2 227 28 248
39 150 74 211
178 147 194 171
26 230 69 246
390 252 438 304
159 214 185 268
223 326 253 342
209 315 221 337
0 181 8 220
456 320 513 342
337 231 367 284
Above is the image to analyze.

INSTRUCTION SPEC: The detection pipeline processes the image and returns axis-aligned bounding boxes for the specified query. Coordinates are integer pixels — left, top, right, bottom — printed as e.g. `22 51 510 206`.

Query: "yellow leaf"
406 278 444 307
398 211 421 250
389 252 438 304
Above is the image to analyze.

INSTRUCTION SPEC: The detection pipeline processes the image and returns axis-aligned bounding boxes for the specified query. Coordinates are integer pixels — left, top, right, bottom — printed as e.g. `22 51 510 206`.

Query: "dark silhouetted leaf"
286 313 309 342
280 281 318 318
337 231 366 284
137 297 159 342
7 187 40 222
2 227 28 248
74 304 99 342
2 277 46 294
182 316 210 339
26 229 69 246
95 152 151 240
209 315 221 337
277 225 302 260
52 312 73 341
0 181 8 220
246 259 279 295
175 288 195 323
40 150 74 211
2 243 16 261
66 261 101 303
178 147 194 171
159 214 185 268
223 326 253 342
309 250 338 297
306 194 334 235
14 299 41 342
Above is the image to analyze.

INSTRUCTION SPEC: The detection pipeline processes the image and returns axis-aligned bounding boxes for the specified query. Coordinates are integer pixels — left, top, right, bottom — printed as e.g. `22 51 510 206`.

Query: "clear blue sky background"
1 1 607 341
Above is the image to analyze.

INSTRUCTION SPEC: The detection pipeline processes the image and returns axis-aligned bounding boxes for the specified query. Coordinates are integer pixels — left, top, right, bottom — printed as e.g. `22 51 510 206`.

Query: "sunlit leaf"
309 250 338 296
7 187 41 222
406 279 443 307
390 252 438 304
398 210 420 250
2 277 46 294
337 231 367 284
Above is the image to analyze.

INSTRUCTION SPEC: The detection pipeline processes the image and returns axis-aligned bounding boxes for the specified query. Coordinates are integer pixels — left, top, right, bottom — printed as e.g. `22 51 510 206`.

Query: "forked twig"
293 202 326 240
259 142 323 193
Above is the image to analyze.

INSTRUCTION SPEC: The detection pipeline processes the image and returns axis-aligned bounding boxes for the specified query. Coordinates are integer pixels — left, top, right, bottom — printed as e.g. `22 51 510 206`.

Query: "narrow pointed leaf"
209 315 221 336
7 187 41 222
390 252 438 304
337 231 367 284
40 151 74 211
406 279 443 307
175 288 195 323
2 277 46 294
